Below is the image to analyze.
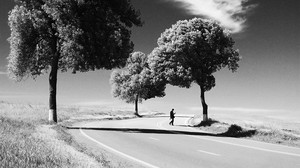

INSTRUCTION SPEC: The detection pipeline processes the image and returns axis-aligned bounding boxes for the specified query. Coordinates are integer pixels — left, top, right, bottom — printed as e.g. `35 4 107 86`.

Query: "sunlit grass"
191 115 300 147
0 117 103 168
0 101 121 168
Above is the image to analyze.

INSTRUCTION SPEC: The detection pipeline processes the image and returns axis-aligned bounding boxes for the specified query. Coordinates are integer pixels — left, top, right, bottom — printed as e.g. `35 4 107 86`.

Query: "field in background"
191 110 300 147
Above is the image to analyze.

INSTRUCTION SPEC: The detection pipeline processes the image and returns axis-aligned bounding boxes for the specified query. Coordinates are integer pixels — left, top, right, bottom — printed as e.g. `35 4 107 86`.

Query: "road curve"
69 116 300 168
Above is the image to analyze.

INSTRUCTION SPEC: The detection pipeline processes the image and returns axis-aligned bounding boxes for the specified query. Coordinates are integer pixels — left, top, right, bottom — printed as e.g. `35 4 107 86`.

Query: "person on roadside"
169 109 175 126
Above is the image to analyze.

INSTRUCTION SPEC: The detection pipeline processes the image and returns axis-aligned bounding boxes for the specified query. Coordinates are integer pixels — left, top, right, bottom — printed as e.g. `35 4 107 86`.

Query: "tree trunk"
200 85 208 121
49 53 59 123
135 94 139 116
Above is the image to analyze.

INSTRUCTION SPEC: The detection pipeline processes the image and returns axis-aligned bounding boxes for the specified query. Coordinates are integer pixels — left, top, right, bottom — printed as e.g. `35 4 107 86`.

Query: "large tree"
7 0 142 123
148 18 240 121
110 52 165 116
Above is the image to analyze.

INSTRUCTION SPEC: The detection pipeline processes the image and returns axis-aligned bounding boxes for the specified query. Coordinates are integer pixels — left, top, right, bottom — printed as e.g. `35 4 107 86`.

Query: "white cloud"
166 0 256 33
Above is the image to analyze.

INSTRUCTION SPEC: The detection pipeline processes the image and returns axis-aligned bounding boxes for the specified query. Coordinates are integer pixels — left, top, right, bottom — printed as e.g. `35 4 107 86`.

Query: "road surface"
69 116 300 168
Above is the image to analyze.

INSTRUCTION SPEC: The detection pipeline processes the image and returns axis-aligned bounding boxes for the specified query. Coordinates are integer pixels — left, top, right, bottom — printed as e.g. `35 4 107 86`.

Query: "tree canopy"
149 18 240 89
110 51 165 115
148 18 240 121
7 0 142 122
8 0 143 81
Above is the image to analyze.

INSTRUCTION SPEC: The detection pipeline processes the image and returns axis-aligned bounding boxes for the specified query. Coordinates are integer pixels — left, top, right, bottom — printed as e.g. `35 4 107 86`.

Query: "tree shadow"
194 118 219 127
66 126 219 137
192 118 257 138
66 125 256 138
176 125 192 127
220 124 257 137
135 113 142 118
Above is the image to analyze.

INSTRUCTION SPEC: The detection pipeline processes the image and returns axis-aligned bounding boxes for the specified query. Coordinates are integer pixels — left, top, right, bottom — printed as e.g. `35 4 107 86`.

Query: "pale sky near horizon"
0 0 299 118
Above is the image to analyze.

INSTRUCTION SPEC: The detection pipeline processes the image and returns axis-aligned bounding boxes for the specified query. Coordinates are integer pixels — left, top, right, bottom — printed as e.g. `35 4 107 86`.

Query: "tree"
110 51 165 116
148 18 240 121
7 0 142 123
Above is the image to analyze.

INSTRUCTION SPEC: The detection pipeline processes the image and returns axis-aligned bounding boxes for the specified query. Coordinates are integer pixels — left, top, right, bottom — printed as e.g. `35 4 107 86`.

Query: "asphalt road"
70 116 300 168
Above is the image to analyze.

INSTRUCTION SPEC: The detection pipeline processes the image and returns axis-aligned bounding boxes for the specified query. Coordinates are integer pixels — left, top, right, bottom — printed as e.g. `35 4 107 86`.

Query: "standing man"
169 109 176 126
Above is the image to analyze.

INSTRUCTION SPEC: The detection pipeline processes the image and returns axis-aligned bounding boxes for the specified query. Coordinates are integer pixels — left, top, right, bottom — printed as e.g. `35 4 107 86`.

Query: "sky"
0 0 299 119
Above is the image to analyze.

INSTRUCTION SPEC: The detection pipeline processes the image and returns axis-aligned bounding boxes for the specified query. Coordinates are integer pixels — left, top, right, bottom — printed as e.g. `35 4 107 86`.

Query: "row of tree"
7 0 240 123
111 18 240 120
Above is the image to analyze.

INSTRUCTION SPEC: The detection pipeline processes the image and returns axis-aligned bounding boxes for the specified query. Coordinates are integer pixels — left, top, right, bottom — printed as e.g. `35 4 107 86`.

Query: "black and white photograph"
0 0 299 167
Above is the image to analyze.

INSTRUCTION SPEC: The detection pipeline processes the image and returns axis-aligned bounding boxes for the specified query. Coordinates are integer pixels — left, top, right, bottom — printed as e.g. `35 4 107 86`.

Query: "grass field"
1 101 299 167
190 113 300 147
0 101 139 168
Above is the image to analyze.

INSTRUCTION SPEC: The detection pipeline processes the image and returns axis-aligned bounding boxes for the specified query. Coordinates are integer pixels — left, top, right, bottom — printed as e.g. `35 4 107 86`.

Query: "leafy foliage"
7 0 143 81
148 18 240 91
110 52 166 104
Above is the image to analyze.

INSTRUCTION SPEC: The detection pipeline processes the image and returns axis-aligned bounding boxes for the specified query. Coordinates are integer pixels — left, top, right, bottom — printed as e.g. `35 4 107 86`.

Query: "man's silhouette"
169 109 175 126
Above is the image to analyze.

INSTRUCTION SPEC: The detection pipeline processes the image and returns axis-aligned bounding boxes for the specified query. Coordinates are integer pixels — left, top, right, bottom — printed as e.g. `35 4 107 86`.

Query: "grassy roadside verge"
190 117 300 147
0 101 140 168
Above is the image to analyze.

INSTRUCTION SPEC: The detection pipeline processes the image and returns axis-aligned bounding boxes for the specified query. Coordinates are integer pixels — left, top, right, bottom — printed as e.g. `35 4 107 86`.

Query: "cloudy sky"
0 0 299 118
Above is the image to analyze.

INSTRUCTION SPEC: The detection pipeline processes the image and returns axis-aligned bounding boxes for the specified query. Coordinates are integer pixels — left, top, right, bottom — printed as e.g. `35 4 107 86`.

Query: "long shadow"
66 125 256 138
66 126 220 137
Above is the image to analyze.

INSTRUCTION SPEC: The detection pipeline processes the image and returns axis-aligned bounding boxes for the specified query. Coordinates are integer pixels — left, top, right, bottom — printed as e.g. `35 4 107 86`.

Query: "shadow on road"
66 125 256 138
66 126 223 137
